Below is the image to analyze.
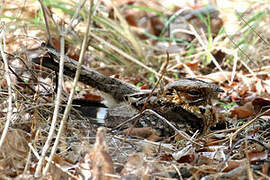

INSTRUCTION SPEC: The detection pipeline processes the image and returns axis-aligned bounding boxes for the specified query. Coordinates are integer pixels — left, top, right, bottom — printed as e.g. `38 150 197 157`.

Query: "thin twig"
230 50 238 84
35 0 89 177
23 148 32 174
229 108 270 148
90 33 172 81
0 23 13 150
34 32 66 178
226 137 270 163
38 0 53 46
124 52 169 141
28 143 77 179
189 24 228 81
237 11 270 46
34 9 65 180
226 33 259 68
4 52 49 92
64 0 87 34
206 109 270 147
142 109 202 146
42 0 94 175
255 170 270 180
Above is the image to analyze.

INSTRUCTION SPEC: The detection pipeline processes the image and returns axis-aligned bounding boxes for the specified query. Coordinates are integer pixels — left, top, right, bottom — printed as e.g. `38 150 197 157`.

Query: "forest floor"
0 0 270 179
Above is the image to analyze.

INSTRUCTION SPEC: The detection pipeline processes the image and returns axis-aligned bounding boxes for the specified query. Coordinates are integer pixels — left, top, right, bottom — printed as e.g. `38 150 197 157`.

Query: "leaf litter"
0 0 270 179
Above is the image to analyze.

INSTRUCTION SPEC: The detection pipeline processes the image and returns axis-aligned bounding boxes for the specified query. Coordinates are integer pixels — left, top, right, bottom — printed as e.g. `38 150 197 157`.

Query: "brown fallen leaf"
121 154 148 178
201 71 232 83
230 102 255 119
91 127 115 180
160 153 174 162
222 159 246 172
173 145 196 164
177 59 200 72
48 154 73 180
252 97 270 115
230 96 270 119
79 127 115 180
0 129 29 177
248 150 268 163
123 127 162 141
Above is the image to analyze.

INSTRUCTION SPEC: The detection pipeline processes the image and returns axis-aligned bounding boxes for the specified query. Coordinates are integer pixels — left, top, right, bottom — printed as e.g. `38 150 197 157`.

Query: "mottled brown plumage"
128 78 224 134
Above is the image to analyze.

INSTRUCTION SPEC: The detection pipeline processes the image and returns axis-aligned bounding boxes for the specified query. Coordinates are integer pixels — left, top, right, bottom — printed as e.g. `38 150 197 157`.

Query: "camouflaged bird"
33 46 224 135
121 78 224 134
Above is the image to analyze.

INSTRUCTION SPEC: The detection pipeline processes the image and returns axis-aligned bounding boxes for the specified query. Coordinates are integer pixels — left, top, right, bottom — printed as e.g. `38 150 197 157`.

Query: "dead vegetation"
0 0 270 179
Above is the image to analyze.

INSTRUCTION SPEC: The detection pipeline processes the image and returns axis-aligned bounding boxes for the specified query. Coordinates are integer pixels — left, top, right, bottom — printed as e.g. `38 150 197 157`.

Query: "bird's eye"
188 90 200 96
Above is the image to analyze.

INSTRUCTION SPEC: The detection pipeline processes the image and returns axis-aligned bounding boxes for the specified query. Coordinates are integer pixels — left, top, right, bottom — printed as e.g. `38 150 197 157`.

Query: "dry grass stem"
189 24 228 81
43 0 95 175
91 33 172 81
0 25 13 151
229 108 270 148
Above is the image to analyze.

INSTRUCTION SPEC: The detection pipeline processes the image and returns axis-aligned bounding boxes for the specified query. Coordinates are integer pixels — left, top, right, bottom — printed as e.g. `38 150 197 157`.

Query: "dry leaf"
197 146 226 162
123 127 161 141
173 145 196 164
0 129 29 177
78 127 115 180
91 127 114 180
121 154 146 176
222 159 246 172
248 150 268 163
177 59 200 71
230 102 255 119
160 154 174 162
252 97 270 115
203 71 232 82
